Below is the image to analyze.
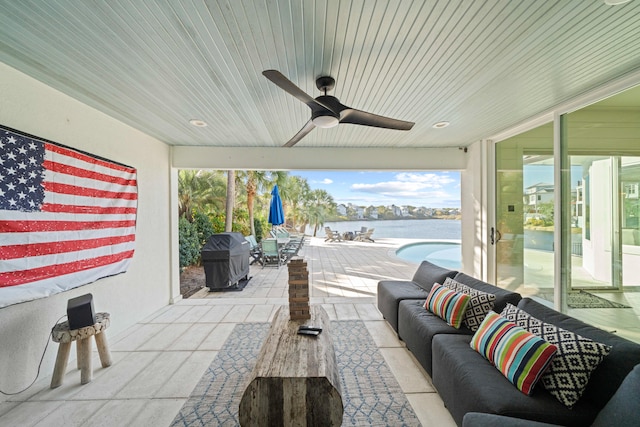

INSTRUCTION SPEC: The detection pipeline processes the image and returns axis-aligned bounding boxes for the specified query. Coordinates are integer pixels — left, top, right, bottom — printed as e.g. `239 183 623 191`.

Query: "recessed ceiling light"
189 119 208 127
432 121 450 129
604 0 632 5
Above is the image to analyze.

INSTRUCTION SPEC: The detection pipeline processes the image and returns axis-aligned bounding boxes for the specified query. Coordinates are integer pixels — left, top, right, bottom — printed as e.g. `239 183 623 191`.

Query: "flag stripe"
42 191 137 209
43 160 138 187
1 220 136 233
0 234 136 260
42 203 137 215
0 250 135 287
0 241 135 272
43 182 137 200
45 142 135 174
1 226 137 245
41 203 137 215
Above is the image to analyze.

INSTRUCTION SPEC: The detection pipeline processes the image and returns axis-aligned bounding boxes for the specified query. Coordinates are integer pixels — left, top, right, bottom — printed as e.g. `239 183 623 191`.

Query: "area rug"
538 290 630 309
170 320 421 426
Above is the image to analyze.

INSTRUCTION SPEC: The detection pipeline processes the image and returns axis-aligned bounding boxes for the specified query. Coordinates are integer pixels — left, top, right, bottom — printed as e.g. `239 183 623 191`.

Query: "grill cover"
201 232 250 290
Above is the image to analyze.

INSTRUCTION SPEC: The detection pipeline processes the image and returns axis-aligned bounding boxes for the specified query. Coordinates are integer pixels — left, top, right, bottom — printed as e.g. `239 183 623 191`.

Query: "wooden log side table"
50 312 112 388
239 305 343 426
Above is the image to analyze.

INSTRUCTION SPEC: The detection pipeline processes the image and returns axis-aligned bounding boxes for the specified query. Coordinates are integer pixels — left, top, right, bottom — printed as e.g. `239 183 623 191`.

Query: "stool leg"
95 332 112 368
50 342 71 389
76 341 81 370
78 337 93 384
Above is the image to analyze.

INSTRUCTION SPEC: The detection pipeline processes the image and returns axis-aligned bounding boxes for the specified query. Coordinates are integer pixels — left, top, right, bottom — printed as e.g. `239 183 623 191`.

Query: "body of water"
305 219 461 240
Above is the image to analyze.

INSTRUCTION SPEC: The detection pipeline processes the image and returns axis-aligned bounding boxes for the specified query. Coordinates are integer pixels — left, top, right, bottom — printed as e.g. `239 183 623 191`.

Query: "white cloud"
311 178 333 184
346 172 459 207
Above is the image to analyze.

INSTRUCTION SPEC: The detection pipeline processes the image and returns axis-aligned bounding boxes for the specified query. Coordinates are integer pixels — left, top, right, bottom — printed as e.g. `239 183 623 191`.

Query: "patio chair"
244 235 263 265
354 228 375 242
261 238 285 268
324 227 343 242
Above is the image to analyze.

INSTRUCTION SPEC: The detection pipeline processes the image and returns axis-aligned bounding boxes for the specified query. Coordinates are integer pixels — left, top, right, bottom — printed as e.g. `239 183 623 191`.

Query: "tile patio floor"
1 237 456 427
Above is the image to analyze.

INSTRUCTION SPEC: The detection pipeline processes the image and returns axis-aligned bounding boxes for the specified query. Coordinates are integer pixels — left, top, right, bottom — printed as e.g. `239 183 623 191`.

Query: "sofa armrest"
463 413 560 427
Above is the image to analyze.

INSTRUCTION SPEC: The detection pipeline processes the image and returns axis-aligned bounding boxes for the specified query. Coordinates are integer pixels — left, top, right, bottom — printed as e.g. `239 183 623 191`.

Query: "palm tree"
238 170 288 236
225 170 235 232
279 175 310 232
306 189 336 236
178 170 226 221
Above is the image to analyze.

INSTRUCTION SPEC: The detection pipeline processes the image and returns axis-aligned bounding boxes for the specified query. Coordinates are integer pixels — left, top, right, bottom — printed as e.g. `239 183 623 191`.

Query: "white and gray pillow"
443 277 496 331
501 303 611 408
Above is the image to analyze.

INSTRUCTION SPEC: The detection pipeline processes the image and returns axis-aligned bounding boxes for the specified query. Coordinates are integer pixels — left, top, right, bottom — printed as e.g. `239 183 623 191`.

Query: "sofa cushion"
461 364 640 427
377 280 428 332
444 277 496 331
432 334 598 426
411 260 458 291
502 303 611 408
517 298 640 413
376 260 457 332
397 299 472 376
471 311 558 395
592 364 640 427
424 282 470 329
452 272 522 312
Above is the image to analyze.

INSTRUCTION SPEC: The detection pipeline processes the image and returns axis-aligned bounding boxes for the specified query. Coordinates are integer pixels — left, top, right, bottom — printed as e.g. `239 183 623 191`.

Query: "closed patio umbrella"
268 185 284 227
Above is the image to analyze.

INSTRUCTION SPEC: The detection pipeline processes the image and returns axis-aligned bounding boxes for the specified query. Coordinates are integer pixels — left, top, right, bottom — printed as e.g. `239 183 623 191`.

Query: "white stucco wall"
0 63 174 395
460 141 486 279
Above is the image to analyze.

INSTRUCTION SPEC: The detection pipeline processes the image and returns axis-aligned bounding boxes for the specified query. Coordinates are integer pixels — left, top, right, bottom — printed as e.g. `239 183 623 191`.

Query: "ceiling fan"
262 70 415 147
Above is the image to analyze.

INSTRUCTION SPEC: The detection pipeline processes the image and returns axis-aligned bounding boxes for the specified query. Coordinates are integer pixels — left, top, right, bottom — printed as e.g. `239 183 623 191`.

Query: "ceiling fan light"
312 115 339 128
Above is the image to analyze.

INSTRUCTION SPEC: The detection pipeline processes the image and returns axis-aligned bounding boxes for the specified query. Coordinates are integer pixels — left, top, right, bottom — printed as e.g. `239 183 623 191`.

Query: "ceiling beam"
171 146 467 170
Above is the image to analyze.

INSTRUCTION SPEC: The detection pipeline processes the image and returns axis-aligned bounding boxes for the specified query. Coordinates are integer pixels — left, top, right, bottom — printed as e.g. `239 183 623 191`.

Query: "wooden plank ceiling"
0 0 639 148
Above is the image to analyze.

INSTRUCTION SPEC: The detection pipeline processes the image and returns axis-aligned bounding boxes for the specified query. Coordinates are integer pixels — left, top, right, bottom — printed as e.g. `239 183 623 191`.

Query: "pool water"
395 241 461 270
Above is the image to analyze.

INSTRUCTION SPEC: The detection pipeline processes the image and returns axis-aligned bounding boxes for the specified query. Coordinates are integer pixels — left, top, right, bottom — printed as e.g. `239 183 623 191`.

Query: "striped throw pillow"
423 282 471 329
470 311 558 395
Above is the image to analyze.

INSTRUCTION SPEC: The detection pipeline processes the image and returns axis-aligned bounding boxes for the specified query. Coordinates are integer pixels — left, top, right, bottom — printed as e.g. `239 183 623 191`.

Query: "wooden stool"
50 312 112 388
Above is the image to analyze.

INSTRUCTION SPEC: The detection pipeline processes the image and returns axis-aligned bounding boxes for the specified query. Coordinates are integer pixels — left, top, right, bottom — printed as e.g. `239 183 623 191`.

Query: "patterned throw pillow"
443 277 496 331
471 311 558 395
501 304 612 408
423 282 471 329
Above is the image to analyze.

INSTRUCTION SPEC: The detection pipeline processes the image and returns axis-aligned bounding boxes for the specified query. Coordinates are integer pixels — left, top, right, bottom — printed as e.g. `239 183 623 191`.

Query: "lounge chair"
354 228 374 242
261 238 285 268
244 235 263 265
324 227 343 242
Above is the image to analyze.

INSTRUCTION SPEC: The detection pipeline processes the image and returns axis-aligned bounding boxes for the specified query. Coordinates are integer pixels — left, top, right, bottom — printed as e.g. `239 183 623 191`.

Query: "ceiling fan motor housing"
315 75 335 92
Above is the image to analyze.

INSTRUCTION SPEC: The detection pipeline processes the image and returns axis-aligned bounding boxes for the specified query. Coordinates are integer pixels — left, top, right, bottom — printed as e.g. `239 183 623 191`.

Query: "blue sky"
289 171 461 208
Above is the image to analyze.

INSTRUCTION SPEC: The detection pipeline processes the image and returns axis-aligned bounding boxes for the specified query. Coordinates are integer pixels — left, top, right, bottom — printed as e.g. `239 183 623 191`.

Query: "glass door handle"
491 227 502 245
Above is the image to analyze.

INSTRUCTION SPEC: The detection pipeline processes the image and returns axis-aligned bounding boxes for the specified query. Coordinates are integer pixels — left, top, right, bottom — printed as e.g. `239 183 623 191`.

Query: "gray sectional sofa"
377 260 640 426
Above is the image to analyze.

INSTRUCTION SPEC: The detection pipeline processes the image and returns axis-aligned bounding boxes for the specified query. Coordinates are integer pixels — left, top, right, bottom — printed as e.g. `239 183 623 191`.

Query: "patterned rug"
171 320 421 426
539 290 630 309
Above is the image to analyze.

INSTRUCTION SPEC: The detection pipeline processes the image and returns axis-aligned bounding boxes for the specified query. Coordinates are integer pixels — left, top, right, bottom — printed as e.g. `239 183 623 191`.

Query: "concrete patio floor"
0 236 456 427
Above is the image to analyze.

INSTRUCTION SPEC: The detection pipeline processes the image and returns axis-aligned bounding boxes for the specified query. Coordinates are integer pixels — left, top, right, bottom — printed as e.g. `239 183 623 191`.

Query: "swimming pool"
395 241 461 269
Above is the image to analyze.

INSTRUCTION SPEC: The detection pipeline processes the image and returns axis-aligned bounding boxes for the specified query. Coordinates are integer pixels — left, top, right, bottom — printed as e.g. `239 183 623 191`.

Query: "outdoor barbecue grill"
201 232 250 291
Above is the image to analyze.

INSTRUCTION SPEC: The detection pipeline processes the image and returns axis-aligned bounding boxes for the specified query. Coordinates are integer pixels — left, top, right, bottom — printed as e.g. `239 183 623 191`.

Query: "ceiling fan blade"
283 120 316 147
263 70 334 112
340 108 414 130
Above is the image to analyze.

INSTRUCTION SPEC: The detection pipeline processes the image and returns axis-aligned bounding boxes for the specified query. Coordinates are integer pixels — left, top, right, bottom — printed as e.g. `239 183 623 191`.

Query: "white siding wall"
0 63 174 395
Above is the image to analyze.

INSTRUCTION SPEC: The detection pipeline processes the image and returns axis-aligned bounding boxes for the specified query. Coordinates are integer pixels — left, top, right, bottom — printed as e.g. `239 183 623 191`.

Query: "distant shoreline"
329 215 461 222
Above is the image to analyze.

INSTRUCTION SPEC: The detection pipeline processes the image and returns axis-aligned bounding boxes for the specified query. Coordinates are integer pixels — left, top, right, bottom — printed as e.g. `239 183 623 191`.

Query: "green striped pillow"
423 282 470 329
470 311 558 395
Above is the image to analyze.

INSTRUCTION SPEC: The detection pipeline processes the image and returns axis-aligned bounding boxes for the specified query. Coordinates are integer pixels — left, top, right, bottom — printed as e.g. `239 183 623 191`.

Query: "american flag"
0 126 137 306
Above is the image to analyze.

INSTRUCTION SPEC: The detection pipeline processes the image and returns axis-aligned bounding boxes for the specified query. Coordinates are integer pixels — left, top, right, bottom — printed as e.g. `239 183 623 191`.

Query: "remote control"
298 325 322 332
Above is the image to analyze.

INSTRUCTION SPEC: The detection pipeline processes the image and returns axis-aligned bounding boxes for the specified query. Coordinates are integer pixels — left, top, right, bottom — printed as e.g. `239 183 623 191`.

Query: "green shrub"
254 218 265 242
193 210 215 246
178 216 200 268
